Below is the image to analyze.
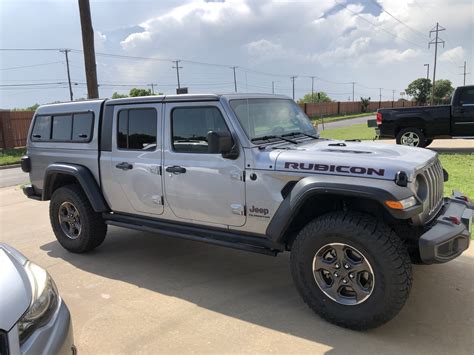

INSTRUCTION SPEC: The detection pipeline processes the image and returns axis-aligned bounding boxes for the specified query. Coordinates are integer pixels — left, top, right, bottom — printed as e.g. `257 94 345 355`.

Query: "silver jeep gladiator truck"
21 94 472 330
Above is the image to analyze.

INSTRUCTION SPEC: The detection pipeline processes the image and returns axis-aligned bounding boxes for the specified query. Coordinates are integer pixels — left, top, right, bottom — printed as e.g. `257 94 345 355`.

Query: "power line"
369 0 427 40
0 61 63 71
333 0 426 50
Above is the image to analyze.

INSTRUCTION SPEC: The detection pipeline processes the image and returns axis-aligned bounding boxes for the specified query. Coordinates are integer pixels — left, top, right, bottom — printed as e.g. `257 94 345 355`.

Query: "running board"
104 214 280 256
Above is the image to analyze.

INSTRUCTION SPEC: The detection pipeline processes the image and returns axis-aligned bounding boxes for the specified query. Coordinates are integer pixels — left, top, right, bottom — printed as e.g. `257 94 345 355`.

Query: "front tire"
50 184 107 253
290 212 412 330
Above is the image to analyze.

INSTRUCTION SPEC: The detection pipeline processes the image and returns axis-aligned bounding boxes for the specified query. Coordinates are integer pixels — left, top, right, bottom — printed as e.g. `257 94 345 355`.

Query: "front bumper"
19 299 75 355
419 192 473 264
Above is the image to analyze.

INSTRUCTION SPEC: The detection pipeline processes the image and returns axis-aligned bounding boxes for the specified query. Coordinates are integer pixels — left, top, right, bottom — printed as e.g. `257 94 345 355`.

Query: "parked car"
21 94 472 330
375 85 474 147
0 243 75 355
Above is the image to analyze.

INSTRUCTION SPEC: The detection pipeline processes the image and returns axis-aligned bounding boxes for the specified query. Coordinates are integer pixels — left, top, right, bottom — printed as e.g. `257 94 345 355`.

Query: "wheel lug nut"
349 273 354 279
334 272 339 277
335 263 340 269
344 264 350 269
342 279 347 284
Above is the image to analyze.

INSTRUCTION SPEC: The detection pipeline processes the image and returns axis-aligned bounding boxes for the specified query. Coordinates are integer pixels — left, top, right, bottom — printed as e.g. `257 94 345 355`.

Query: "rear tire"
424 139 433 147
50 184 107 253
290 211 412 330
396 127 426 147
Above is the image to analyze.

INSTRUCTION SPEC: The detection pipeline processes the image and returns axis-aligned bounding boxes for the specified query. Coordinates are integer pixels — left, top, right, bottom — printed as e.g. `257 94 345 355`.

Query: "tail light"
376 112 382 125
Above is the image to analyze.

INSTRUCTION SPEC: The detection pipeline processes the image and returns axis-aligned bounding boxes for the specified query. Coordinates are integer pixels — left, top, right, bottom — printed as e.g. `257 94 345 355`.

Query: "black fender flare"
43 163 109 212
265 175 422 244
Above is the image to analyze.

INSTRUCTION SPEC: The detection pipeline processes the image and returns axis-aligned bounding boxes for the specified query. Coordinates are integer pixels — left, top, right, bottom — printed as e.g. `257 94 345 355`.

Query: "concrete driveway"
1 185 473 354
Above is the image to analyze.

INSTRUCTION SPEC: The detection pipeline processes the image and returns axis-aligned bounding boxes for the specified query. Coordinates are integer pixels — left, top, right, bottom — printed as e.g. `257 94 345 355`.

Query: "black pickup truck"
376 85 474 147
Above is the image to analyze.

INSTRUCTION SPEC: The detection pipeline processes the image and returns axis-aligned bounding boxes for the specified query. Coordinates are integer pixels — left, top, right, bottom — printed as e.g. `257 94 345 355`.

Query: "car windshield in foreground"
229 98 317 142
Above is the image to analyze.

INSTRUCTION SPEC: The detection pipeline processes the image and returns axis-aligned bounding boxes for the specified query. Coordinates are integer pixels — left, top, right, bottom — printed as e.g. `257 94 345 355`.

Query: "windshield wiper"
281 132 320 140
251 135 298 144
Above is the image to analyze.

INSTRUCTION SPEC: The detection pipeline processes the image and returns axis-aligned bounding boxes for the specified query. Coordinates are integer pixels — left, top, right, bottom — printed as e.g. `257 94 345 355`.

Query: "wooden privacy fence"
0 110 35 149
300 100 419 118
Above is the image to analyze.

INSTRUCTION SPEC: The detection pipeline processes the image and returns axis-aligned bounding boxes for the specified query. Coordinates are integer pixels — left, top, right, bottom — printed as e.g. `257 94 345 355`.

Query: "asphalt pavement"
1 185 473 354
0 167 29 188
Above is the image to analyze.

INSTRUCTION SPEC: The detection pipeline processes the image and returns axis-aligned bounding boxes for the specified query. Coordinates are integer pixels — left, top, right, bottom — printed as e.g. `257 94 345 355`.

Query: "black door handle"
116 162 133 170
166 166 186 174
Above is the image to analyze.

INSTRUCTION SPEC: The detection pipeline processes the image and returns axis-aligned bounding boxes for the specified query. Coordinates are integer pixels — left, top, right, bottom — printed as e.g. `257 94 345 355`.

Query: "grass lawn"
0 148 26 166
311 112 375 125
319 122 376 140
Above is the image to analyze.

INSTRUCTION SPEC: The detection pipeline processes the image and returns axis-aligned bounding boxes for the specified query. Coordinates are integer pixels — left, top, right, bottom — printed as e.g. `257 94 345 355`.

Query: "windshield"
229 98 317 141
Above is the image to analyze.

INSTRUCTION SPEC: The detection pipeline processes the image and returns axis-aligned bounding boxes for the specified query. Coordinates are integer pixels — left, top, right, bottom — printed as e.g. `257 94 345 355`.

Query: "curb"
0 164 21 170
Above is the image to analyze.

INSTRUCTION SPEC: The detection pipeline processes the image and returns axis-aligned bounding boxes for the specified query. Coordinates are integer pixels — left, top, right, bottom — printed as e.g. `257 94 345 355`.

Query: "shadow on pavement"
41 227 474 354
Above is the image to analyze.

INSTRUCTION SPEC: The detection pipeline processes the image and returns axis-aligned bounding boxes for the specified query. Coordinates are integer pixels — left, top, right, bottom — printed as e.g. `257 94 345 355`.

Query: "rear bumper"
22 184 42 201
419 191 472 264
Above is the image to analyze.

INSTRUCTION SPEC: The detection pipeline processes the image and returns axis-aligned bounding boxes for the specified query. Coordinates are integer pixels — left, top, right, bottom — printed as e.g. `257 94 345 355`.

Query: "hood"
0 244 31 331
274 139 437 182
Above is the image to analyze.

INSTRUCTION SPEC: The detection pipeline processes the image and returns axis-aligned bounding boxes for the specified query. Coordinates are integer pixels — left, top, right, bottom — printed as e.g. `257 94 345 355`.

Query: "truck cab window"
172 107 229 153
459 89 474 105
117 108 157 150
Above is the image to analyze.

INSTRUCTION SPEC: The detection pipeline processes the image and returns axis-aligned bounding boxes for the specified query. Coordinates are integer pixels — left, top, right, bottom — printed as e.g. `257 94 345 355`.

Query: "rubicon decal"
284 162 385 176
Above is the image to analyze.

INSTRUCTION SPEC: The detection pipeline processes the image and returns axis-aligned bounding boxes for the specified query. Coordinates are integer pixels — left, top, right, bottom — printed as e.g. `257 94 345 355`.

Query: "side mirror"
207 131 238 159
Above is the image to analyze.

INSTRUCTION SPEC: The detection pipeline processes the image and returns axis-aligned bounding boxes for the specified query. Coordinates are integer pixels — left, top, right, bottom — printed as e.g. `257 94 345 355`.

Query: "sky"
0 0 473 108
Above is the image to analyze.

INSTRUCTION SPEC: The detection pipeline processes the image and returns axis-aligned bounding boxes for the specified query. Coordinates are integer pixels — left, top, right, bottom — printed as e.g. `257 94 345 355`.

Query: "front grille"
422 159 444 221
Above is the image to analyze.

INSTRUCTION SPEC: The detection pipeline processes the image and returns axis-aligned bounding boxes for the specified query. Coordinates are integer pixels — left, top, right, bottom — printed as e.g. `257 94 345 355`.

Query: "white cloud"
439 46 465 63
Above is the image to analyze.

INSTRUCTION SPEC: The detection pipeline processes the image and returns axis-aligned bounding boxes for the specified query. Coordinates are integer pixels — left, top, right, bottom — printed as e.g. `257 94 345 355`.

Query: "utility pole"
172 60 183 89
231 66 237 93
392 89 395 102
290 76 297 100
148 83 157 95
424 63 429 80
429 23 445 105
352 82 355 102
272 81 275 94
379 88 382 102
60 49 73 101
310 76 315 103
460 61 470 86
78 0 99 99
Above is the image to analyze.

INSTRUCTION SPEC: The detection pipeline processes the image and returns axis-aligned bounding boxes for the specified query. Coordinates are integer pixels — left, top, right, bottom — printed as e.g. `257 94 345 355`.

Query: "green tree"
432 79 454 104
111 92 128 99
129 88 153 97
360 97 371 113
405 78 432 104
298 91 332 104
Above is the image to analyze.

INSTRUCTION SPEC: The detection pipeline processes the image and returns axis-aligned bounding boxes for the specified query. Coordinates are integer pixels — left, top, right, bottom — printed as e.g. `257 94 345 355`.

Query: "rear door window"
117 108 157 150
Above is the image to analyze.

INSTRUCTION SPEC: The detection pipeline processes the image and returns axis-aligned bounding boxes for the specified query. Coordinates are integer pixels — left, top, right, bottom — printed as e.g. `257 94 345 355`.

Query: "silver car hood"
274 139 437 182
0 244 31 331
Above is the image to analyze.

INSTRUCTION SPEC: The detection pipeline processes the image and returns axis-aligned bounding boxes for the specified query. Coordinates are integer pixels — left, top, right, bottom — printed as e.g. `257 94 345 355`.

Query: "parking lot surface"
1 185 473 354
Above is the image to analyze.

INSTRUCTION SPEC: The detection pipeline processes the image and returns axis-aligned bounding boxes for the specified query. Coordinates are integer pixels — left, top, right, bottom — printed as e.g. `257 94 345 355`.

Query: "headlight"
385 196 418 210
18 262 59 344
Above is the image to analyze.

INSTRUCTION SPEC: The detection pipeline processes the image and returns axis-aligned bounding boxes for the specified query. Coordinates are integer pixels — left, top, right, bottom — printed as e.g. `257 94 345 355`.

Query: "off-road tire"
290 211 412 330
50 184 107 253
396 127 426 147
